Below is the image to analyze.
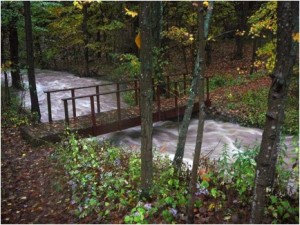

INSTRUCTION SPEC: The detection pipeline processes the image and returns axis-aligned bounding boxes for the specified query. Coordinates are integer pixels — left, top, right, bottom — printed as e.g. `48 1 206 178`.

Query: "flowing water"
2 69 297 167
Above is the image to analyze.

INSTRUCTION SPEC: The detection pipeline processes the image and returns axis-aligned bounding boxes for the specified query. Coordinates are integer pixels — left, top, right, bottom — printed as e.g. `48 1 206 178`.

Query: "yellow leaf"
208 203 215 211
203 1 209 7
125 7 138 18
292 32 299 42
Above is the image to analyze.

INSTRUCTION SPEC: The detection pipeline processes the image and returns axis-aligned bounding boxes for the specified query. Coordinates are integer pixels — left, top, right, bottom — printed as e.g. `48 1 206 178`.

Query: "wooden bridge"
20 73 212 145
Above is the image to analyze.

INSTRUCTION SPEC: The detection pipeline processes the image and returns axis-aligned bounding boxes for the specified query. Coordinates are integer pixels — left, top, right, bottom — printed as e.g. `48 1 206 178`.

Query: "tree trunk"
139 1 154 198
152 1 165 89
173 2 214 169
250 37 258 75
233 2 249 60
186 3 206 223
250 2 297 223
24 1 41 122
9 17 22 89
82 3 89 77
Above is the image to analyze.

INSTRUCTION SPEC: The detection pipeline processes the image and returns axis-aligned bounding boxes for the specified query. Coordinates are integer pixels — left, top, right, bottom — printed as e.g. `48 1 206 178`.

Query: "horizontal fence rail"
43 73 211 125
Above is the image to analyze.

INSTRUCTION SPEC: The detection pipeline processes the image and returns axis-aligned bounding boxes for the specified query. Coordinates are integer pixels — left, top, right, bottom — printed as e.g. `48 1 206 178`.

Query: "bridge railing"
44 73 211 123
60 76 211 130
44 79 139 123
61 84 139 127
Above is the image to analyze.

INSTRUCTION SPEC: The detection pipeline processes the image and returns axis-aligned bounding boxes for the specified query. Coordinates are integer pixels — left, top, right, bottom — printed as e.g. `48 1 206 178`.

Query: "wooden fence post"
90 96 96 128
96 86 100 113
63 99 69 124
71 89 76 118
47 92 52 123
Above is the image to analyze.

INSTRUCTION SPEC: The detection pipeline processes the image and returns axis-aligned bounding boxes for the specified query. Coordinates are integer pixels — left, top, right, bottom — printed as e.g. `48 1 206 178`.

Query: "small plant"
267 195 299 224
1 88 31 128
212 139 299 223
122 90 136 106
111 53 140 80
55 132 191 223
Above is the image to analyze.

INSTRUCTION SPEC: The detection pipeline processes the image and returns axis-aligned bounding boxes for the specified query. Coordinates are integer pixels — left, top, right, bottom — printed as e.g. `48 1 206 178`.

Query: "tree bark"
173 2 214 169
9 15 22 89
24 1 41 122
249 37 258 75
82 3 89 77
250 1 298 223
139 1 154 198
233 2 249 60
186 3 206 223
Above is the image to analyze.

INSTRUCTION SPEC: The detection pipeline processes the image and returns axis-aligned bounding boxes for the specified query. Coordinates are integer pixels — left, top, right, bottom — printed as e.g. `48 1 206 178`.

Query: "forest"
1 1 299 224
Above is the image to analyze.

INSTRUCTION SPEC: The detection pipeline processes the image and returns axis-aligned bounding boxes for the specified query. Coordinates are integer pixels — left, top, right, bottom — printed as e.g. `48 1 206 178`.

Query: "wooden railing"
44 80 139 123
44 73 212 124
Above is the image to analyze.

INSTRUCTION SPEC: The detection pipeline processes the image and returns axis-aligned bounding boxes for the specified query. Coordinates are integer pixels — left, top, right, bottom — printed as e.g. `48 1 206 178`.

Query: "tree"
1 2 23 89
250 1 298 223
82 2 89 76
24 1 41 121
173 1 213 169
233 1 249 60
139 1 154 198
248 1 277 74
9 7 22 89
186 2 207 223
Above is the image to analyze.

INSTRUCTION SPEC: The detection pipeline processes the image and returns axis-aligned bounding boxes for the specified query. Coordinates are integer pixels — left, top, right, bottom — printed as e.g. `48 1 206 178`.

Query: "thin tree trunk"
250 2 297 223
9 18 22 89
82 3 89 77
173 2 214 169
152 1 165 90
250 37 258 75
187 3 206 223
4 71 11 106
182 46 189 74
96 31 101 59
24 1 41 122
233 2 248 60
139 1 153 198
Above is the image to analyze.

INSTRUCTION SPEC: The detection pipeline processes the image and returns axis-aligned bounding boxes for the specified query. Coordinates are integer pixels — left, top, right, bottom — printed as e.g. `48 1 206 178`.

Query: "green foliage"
212 140 299 223
209 74 248 90
248 1 277 73
236 88 268 128
213 72 298 135
162 26 195 46
256 40 276 73
122 90 136 106
152 47 169 82
248 2 277 38
209 1 237 40
216 144 258 201
112 53 141 80
55 133 190 223
267 196 299 224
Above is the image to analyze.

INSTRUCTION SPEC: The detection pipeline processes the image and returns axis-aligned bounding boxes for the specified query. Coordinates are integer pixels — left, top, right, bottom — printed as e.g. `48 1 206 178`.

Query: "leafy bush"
111 53 140 80
212 140 299 224
122 90 136 106
55 132 191 223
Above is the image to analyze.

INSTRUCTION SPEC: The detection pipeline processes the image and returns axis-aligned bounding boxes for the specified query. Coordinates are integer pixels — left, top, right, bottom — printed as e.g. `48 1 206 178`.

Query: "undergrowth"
1 87 35 128
55 131 299 224
212 73 299 135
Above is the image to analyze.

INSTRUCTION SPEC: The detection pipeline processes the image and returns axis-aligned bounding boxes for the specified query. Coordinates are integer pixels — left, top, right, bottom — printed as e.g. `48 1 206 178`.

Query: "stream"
2 69 297 167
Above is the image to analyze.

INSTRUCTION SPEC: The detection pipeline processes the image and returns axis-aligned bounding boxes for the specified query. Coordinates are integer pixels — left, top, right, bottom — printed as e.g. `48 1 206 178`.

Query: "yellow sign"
135 32 141 49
